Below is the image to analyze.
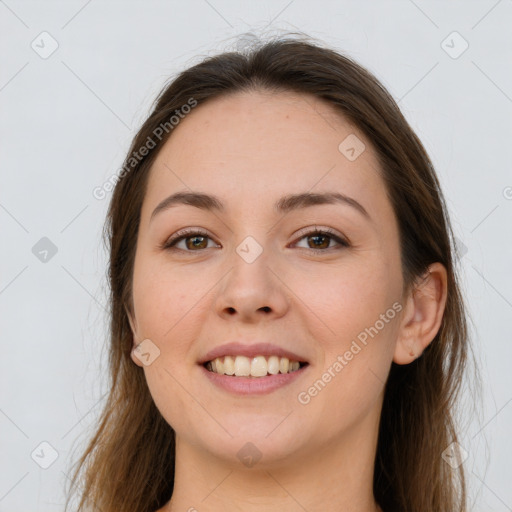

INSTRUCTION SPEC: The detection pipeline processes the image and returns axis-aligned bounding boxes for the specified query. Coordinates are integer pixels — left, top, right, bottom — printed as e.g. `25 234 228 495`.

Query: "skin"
126 90 448 512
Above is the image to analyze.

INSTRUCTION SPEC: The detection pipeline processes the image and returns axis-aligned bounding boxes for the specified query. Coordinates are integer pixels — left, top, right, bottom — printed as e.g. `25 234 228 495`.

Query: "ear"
393 262 448 365
125 305 144 368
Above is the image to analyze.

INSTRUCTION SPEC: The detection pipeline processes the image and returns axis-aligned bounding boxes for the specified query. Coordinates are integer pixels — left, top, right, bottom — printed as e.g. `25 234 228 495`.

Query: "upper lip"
198 342 309 365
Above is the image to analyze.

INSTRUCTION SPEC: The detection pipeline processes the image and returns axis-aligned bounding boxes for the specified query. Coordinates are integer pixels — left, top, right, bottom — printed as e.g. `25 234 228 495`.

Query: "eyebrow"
150 191 370 222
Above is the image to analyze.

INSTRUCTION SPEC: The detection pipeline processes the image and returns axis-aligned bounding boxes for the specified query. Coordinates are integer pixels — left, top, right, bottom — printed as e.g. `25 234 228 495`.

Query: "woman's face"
128 90 405 468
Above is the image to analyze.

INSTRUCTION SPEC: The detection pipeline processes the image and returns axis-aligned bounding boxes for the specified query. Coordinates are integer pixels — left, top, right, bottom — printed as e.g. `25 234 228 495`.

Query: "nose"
213 253 289 323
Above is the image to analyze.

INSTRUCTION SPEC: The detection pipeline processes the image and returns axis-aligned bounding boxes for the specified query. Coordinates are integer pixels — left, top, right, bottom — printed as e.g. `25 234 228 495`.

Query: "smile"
204 355 307 377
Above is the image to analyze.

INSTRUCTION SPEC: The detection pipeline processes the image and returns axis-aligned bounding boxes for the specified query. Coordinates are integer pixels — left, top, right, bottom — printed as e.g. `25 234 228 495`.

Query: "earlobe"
393 263 448 365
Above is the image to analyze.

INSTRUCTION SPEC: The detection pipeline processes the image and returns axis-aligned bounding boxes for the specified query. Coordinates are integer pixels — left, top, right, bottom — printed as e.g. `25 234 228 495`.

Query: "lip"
200 363 309 395
197 342 309 365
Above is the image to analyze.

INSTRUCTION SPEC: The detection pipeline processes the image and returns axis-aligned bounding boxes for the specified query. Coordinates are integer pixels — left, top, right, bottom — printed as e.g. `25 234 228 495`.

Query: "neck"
165 406 383 512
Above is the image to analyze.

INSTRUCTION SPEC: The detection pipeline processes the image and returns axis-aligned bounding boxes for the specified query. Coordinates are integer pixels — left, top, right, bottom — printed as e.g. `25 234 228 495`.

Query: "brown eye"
163 229 218 252
306 233 331 249
183 235 209 250
162 227 349 253
293 228 349 252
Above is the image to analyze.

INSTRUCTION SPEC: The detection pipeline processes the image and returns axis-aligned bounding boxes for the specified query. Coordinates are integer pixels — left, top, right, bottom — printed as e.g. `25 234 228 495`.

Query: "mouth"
203 355 309 378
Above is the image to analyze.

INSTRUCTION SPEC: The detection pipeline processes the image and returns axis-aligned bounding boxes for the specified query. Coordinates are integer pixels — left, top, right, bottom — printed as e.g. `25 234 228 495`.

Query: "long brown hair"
65 34 473 512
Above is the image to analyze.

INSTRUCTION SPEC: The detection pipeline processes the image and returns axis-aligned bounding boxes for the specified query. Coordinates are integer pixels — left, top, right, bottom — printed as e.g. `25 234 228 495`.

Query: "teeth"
215 357 225 374
267 355 280 375
234 355 251 376
223 355 235 375
206 355 303 377
250 355 268 377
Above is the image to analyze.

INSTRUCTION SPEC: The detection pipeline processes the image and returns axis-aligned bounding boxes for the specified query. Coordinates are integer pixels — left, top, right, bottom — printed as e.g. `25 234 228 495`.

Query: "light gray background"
1 1 511 510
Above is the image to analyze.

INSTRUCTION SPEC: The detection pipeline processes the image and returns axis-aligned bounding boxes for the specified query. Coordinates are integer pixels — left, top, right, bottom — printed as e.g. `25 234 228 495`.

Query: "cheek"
290 255 401 343
293 265 400 436
290 254 401 400
131 255 207 342
131 260 210 431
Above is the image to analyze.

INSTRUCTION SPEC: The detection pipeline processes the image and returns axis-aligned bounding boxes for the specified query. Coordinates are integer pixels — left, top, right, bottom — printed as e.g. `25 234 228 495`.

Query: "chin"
186 416 314 468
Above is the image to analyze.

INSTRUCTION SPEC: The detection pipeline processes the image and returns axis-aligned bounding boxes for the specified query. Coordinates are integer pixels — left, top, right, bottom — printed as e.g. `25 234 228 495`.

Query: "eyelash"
160 226 350 253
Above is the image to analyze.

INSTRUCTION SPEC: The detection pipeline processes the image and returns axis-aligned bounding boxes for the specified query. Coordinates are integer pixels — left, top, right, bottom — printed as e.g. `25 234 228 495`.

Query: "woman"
66 35 471 512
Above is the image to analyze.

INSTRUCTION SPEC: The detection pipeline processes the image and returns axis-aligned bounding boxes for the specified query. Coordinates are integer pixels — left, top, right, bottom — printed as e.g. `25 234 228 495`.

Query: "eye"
161 228 219 252
291 226 350 252
161 226 350 253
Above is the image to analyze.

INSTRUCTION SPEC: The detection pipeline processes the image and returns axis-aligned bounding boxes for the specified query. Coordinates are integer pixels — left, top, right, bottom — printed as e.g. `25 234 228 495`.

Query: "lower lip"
200 364 309 395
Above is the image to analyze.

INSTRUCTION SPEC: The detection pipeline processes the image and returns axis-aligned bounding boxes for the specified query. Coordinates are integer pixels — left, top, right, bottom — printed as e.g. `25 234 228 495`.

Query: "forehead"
143 90 389 222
